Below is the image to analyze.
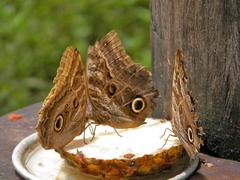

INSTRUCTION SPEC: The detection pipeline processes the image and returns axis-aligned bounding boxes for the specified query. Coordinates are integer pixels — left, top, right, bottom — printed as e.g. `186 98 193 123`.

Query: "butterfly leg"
113 128 123 137
160 127 175 139
83 128 87 144
83 122 95 144
88 123 94 134
159 134 177 150
90 124 98 142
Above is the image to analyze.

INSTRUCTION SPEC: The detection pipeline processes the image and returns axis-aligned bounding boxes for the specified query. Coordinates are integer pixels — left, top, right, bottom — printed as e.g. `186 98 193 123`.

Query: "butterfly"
171 50 204 159
36 31 159 150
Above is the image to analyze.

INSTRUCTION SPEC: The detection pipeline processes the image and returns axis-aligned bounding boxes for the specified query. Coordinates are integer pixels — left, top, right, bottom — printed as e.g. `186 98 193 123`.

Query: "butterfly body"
36 31 158 149
87 32 158 128
37 47 87 150
171 50 204 159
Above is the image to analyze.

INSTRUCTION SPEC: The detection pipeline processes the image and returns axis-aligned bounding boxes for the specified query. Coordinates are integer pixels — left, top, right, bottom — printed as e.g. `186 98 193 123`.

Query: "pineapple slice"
57 119 184 179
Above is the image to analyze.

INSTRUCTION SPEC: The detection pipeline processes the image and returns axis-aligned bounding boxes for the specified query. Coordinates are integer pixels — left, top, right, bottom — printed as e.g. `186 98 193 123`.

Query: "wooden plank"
1 103 240 179
0 103 41 180
150 0 240 160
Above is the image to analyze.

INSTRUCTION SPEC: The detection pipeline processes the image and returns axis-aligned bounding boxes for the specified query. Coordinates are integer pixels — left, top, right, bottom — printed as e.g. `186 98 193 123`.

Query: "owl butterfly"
171 50 204 159
36 31 158 150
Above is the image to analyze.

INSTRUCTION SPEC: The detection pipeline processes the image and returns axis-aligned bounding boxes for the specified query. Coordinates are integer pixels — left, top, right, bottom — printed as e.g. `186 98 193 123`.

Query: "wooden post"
150 0 240 160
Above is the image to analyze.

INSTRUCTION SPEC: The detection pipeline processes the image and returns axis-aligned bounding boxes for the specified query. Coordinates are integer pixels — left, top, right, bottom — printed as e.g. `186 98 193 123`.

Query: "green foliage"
0 0 150 115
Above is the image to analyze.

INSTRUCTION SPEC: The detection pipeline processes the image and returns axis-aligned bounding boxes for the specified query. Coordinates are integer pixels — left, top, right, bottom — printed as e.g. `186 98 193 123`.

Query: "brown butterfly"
171 50 204 159
36 31 159 150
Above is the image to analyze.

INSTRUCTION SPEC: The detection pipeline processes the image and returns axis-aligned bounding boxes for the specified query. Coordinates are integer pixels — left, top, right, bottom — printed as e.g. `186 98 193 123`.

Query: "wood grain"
150 0 240 160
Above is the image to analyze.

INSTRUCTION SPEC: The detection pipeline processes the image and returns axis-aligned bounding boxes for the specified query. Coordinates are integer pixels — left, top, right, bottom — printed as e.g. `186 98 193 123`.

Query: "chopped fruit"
60 119 184 178
62 145 184 178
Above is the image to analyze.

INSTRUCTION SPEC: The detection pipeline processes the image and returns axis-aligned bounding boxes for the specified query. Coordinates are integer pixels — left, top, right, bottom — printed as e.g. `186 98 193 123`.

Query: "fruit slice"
57 119 184 179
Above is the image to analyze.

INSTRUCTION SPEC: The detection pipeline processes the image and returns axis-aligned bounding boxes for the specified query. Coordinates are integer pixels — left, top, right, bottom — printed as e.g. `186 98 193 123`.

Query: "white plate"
12 119 199 180
12 133 99 180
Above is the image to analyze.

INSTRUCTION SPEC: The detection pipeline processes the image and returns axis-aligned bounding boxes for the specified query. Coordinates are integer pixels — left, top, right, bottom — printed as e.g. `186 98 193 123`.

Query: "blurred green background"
0 0 151 115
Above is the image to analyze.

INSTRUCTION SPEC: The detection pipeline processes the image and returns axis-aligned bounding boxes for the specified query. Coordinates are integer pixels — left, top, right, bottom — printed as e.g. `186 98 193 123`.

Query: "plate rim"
12 133 40 180
12 133 199 180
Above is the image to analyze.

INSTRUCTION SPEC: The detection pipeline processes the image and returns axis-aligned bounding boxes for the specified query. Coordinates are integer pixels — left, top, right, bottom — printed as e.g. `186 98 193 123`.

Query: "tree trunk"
150 0 240 161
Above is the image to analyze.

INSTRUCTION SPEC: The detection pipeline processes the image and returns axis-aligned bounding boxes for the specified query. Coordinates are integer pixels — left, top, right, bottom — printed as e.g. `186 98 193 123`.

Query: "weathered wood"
0 103 41 180
151 0 240 160
1 103 240 179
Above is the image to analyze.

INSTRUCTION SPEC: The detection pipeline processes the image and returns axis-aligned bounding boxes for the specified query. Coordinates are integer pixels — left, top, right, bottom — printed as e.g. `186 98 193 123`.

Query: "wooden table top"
0 102 240 180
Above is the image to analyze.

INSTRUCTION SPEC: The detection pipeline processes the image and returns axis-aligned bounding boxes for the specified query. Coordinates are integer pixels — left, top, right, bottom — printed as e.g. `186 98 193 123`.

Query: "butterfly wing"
87 31 158 128
36 46 87 150
171 50 204 159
